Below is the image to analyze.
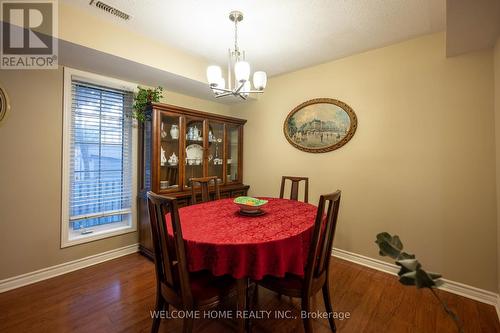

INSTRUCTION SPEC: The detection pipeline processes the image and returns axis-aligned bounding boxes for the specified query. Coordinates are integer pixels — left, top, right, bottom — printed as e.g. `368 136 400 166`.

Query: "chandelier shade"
216 77 225 90
235 61 250 83
253 71 267 91
206 65 222 87
206 11 267 100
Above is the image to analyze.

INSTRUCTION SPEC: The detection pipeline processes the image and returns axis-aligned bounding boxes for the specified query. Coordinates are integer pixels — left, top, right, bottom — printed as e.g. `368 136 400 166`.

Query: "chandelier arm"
238 94 247 100
234 81 245 94
215 92 234 98
212 87 232 93
240 90 265 94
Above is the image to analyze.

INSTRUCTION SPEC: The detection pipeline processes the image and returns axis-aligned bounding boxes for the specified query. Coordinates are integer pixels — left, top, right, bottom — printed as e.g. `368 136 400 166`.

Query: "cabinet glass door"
184 117 204 187
226 124 240 183
159 113 180 192
207 121 224 183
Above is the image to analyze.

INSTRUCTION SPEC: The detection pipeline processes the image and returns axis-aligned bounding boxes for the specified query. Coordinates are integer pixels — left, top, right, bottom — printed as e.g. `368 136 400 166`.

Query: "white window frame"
61 67 138 248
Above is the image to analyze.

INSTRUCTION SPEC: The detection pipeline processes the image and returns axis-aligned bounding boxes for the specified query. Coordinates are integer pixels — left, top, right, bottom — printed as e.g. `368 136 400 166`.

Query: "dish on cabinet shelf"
186 144 203 159
186 158 202 166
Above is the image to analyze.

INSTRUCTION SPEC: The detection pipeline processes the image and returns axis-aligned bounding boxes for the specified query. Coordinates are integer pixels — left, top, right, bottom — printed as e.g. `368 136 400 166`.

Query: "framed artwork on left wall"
0 85 11 124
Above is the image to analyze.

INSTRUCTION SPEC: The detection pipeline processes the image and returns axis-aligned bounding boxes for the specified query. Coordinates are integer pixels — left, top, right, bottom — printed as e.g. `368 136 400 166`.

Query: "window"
62 68 137 247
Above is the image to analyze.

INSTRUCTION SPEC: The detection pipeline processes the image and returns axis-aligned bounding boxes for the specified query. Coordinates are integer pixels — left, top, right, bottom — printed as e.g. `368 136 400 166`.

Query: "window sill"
61 223 136 248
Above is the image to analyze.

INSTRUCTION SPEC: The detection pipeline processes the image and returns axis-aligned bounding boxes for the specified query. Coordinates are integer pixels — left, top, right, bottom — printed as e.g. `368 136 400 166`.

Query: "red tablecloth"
167 198 317 280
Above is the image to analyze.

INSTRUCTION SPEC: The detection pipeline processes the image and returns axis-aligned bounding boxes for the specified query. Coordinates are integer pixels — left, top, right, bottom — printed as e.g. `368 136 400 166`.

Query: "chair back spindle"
280 176 309 203
190 176 221 204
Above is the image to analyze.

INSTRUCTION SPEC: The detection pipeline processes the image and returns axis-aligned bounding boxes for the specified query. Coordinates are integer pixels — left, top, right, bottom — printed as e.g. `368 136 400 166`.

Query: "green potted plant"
375 232 463 333
132 86 163 122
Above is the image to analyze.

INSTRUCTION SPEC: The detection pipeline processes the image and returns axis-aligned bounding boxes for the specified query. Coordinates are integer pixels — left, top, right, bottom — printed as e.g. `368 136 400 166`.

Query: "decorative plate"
233 196 268 213
186 144 203 160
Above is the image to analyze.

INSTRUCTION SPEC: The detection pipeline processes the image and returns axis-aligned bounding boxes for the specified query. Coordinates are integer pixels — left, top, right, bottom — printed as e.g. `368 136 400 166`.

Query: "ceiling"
62 0 445 77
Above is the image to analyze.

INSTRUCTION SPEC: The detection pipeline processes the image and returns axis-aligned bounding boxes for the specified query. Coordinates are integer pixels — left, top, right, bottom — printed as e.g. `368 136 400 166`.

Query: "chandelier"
206 11 267 100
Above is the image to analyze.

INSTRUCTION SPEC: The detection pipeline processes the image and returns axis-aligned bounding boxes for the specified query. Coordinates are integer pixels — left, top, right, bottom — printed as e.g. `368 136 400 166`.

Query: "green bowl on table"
233 196 268 215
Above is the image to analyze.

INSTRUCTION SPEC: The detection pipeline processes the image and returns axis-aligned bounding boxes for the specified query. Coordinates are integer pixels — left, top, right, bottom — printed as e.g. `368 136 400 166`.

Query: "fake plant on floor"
132 86 163 122
375 232 463 333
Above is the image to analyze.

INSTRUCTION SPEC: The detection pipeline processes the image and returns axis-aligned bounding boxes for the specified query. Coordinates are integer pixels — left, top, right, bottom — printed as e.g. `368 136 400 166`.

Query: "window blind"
69 81 133 231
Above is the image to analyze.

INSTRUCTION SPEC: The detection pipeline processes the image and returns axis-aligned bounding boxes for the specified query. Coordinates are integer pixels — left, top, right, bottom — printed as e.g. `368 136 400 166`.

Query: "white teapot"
168 152 178 165
193 126 201 140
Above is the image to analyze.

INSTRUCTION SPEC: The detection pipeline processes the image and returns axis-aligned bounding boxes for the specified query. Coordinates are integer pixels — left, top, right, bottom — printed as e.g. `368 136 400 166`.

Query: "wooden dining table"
168 197 318 332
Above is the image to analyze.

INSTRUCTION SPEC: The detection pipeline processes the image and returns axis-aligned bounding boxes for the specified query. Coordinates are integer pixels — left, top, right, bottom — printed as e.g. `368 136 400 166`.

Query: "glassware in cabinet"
184 117 204 187
226 124 241 183
207 121 224 183
159 113 180 191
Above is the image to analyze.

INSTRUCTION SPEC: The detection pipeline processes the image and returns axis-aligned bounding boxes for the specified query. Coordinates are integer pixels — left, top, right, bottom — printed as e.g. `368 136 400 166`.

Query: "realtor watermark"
1 0 58 69
150 310 351 321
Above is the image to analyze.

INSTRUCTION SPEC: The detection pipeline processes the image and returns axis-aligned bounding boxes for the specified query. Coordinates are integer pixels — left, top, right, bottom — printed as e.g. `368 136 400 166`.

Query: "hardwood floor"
0 253 498 333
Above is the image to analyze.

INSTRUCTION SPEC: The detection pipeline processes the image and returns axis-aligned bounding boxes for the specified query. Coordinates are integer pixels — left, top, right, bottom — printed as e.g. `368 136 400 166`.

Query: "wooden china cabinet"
138 102 249 259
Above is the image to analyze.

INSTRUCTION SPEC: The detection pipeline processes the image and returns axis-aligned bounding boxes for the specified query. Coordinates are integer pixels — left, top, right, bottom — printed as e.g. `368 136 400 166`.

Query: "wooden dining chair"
280 176 309 203
256 190 341 333
189 176 221 204
147 192 237 333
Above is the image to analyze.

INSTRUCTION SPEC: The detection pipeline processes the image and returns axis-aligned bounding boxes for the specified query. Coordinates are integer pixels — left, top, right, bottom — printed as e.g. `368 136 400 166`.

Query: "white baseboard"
1 243 498 317
332 247 499 307
0 243 139 293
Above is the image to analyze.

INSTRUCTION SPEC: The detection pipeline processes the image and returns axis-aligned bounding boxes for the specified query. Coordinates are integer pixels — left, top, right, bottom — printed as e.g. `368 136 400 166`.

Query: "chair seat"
188 270 237 301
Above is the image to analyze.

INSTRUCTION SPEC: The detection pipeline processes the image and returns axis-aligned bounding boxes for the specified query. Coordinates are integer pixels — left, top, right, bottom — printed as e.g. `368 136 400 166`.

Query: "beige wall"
0 68 137 279
160 90 232 116
495 37 500 293
59 3 209 83
0 68 230 280
236 33 498 291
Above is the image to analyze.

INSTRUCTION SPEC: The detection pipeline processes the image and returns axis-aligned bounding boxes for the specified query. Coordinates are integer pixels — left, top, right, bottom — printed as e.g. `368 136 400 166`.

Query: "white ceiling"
63 0 445 77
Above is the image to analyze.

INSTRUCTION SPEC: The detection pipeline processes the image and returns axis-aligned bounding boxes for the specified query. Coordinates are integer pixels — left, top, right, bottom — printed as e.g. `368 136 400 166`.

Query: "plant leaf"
375 233 404 259
398 252 416 260
377 241 402 259
399 271 417 286
397 265 411 276
396 259 421 272
132 86 163 122
392 235 403 250
427 272 442 279
376 232 392 243
414 268 437 289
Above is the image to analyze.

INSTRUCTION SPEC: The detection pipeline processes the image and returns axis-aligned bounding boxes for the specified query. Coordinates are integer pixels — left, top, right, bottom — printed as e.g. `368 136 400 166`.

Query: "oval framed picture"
0 85 10 123
283 98 357 153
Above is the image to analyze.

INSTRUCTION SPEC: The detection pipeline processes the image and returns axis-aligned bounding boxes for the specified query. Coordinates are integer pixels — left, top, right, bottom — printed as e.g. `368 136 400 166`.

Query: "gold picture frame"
0 85 11 123
283 98 357 153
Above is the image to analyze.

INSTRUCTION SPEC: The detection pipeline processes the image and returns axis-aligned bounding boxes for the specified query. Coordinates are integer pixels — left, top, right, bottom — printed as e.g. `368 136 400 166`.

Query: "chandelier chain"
234 18 239 56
